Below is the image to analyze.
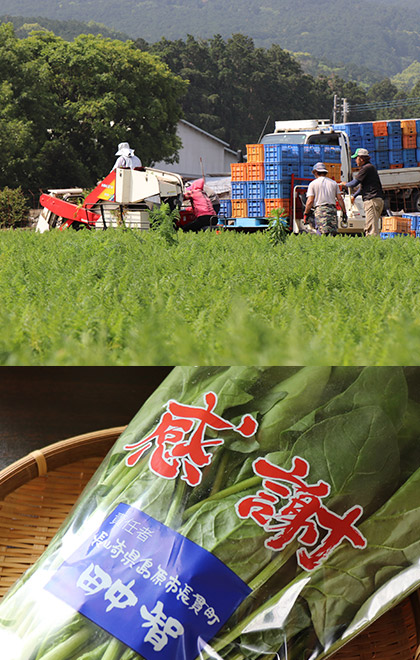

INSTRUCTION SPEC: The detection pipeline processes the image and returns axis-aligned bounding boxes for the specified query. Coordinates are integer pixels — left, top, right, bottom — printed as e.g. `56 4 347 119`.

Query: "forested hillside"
0 14 128 41
1 0 420 77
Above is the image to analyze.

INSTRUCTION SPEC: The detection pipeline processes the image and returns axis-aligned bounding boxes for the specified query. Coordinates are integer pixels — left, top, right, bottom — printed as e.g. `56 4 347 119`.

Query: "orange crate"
401 120 417 135
231 199 248 218
390 163 404 168
246 144 265 163
373 121 388 136
324 163 341 182
381 216 411 233
247 163 265 181
230 163 248 182
265 198 290 216
403 134 417 149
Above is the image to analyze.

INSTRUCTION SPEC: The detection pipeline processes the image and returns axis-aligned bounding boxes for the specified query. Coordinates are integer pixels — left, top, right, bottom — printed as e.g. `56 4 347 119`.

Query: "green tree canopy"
146 33 366 150
0 23 187 190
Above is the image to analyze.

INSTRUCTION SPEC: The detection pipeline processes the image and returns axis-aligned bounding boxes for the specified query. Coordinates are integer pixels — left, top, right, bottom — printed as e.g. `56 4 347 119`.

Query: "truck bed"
378 166 420 190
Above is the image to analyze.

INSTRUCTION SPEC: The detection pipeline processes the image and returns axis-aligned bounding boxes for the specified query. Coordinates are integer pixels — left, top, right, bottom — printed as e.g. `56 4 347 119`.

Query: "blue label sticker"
46 504 251 660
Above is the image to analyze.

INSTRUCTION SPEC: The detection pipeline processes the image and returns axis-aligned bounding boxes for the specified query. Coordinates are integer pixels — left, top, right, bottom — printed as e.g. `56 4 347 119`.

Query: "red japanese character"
236 455 367 571
124 392 258 487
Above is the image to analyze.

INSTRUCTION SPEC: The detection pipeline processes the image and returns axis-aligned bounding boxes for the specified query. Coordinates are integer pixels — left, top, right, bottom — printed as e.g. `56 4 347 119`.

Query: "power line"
350 97 420 112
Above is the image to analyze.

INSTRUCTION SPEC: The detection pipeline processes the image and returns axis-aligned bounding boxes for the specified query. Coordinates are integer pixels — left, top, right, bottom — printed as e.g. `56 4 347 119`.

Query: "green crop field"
1 229 420 365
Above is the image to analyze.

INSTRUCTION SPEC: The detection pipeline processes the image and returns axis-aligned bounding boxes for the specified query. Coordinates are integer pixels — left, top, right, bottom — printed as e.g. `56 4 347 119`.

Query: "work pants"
363 197 384 236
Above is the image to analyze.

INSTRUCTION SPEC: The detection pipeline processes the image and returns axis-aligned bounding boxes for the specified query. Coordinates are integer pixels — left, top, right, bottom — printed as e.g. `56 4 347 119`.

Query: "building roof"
180 119 237 156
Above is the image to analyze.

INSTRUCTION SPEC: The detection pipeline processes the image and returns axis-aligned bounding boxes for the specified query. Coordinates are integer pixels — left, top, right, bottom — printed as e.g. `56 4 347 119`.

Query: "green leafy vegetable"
0 367 419 660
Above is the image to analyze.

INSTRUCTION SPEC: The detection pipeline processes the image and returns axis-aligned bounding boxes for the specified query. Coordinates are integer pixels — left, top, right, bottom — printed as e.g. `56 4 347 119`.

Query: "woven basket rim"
0 425 126 500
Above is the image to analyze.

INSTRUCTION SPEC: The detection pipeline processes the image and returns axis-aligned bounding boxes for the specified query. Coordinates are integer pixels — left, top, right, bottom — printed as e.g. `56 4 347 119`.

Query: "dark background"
0 367 172 471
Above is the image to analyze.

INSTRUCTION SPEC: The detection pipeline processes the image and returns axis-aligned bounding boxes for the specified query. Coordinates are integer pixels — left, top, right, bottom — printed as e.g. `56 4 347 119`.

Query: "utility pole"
343 98 349 123
333 94 338 124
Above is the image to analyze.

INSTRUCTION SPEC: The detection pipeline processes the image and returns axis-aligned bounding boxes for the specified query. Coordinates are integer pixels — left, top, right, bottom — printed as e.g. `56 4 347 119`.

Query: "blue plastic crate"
389 149 403 164
265 163 298 180
417 148 420 162
360 123 374 138
375 136 389 151
349 140 363 154
388 135 402 149
362 136 375 148
231 181 248 199
246 181 265 200
388 120 402 135
402 213 420 231
263 144 280 163
380 232 407 239
301 144 323 162
299 164 316 179
264 181 291 198
263 144 300 163
280 144 300 161
323 145 341 163
218 199 232 218
416 120 420 134
403 149 417 166
335 123 361 138
246 199 265 217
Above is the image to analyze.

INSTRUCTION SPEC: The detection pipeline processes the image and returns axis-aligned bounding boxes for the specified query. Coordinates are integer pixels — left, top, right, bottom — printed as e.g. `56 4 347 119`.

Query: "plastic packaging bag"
1 366 420 660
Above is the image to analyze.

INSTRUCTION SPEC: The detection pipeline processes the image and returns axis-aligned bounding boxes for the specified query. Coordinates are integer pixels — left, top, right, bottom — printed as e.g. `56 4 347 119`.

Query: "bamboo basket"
0 428 419 659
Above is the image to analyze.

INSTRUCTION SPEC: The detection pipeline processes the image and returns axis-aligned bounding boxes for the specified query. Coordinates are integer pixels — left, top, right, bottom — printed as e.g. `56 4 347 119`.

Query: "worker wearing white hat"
112 142 142 170
303 162 347 235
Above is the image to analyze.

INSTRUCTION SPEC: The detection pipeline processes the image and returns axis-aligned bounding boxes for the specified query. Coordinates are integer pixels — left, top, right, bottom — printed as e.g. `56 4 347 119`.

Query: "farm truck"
36 166 184 232
223 118 420 234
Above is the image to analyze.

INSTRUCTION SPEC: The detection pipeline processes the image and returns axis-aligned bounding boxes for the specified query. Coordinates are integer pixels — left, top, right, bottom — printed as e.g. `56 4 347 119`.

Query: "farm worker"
303 162 347 235
341 148 384 236
204 183 220 216
112 142 142 170
182 178 216 232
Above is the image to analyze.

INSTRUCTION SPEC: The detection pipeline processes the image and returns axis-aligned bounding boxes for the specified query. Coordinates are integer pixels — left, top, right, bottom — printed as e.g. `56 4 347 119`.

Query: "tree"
149 33 345 151
0 24 187 190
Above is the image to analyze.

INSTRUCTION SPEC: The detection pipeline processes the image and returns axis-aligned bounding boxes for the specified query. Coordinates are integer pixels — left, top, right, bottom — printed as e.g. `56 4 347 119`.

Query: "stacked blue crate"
374 135 388 152
402 212 420 232
246 181 265 217
376 151 390 169
299 145 321 179
369 151 378 168
360 123 375 151
263 144 300 163
263 144 300 207
218 199 232 218
247 199 266 216
388 121 402 156
389 149 403 165
231 182 248 199
388 120 402 135
265 163 299 180
380 232 399 239
334 123 363 151
247 182 265 200
323 145 341 162
403 149 417 167
264 181 291 198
